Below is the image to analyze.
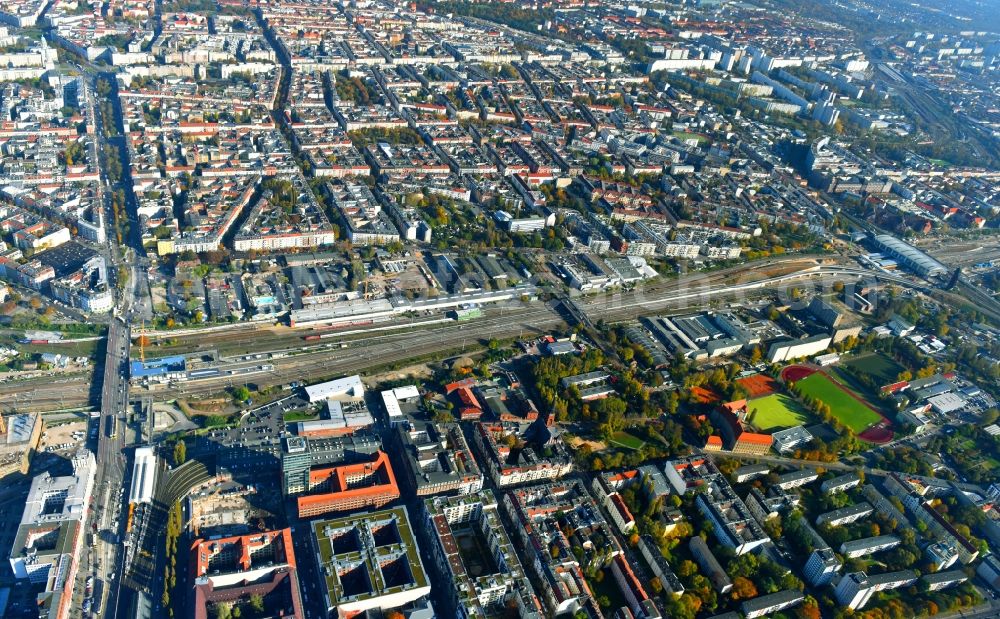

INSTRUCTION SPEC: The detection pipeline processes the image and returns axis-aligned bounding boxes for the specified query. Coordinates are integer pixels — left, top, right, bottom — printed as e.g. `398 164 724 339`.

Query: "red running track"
780 364 894 444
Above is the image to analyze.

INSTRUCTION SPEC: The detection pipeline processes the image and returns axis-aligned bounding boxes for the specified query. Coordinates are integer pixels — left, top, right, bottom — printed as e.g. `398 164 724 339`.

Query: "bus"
106 415 118 439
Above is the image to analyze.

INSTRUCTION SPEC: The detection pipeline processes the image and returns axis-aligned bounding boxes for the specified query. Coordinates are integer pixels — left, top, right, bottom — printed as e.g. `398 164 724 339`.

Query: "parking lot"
39 419 92 455
192 393 318 468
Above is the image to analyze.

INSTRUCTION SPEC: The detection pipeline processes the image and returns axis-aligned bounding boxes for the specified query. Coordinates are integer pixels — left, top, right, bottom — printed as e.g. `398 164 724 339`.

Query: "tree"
232 386 251 402
796 598 822 619
677 560 699 578
173 440 186 466
731 576 758 600
665 593 702 619
649 576 663 595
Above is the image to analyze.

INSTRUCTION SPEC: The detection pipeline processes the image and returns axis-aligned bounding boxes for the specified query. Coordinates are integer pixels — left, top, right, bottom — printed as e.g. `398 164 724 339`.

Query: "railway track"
8 257 864 411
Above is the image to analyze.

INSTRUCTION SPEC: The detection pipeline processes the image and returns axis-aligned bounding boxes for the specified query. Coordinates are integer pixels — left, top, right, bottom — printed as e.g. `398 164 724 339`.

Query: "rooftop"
311 506 429 611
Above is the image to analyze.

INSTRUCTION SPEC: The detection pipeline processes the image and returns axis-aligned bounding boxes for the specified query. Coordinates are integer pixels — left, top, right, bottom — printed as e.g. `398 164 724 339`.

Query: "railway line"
153 265 879 400
4 258 927 413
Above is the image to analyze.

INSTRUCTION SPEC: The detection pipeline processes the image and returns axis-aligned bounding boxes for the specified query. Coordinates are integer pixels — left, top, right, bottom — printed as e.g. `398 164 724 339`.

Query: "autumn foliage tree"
795 597 822 619
731 576 758 600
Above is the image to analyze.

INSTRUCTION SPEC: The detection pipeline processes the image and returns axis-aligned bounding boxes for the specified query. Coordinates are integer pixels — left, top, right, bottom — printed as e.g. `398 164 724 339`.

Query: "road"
74 314 130 619
936 599 1000 619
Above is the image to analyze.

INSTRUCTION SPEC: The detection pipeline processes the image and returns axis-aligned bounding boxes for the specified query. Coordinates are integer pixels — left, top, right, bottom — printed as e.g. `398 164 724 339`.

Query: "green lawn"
795 373 882 433
283 410 319 422
609 431 645 451
672 131 709 144
842 353 906 385
20 339 101 359
747 394 812 431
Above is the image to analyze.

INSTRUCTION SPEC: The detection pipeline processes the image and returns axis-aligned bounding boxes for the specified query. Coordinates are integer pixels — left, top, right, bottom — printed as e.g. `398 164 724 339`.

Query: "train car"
450 305 483 321
106 415 118 439
304 334 321 341
187 368 221 380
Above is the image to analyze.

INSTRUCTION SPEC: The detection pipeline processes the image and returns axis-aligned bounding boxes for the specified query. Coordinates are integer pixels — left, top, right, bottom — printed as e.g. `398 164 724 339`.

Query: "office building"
9 450 95 619
281 433 381 496
771 426 813 454
296 400 375 437
296 450 400 518
310 507 431 616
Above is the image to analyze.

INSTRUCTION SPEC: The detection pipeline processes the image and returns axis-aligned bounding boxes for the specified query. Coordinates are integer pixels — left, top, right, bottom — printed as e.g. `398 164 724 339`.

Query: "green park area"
747 394 812 431
795 372 882 433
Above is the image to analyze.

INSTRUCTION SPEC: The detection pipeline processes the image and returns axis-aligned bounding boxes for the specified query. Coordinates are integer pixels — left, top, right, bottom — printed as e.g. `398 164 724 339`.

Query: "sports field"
747 394 811 431
795 372 882 433
737 373 780 399
610 431 645 450
841 354 905 385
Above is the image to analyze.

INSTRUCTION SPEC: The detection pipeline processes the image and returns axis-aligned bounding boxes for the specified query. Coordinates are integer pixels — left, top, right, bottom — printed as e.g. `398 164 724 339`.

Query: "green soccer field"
747 394 812 431
609 431 645 450
795 372 882 433
842 353 906 385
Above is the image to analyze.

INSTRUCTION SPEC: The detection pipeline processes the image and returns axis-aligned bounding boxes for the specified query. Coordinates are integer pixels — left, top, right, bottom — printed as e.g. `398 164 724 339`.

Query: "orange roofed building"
296 451 400 518
189 528 304 619
711 400 773 455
